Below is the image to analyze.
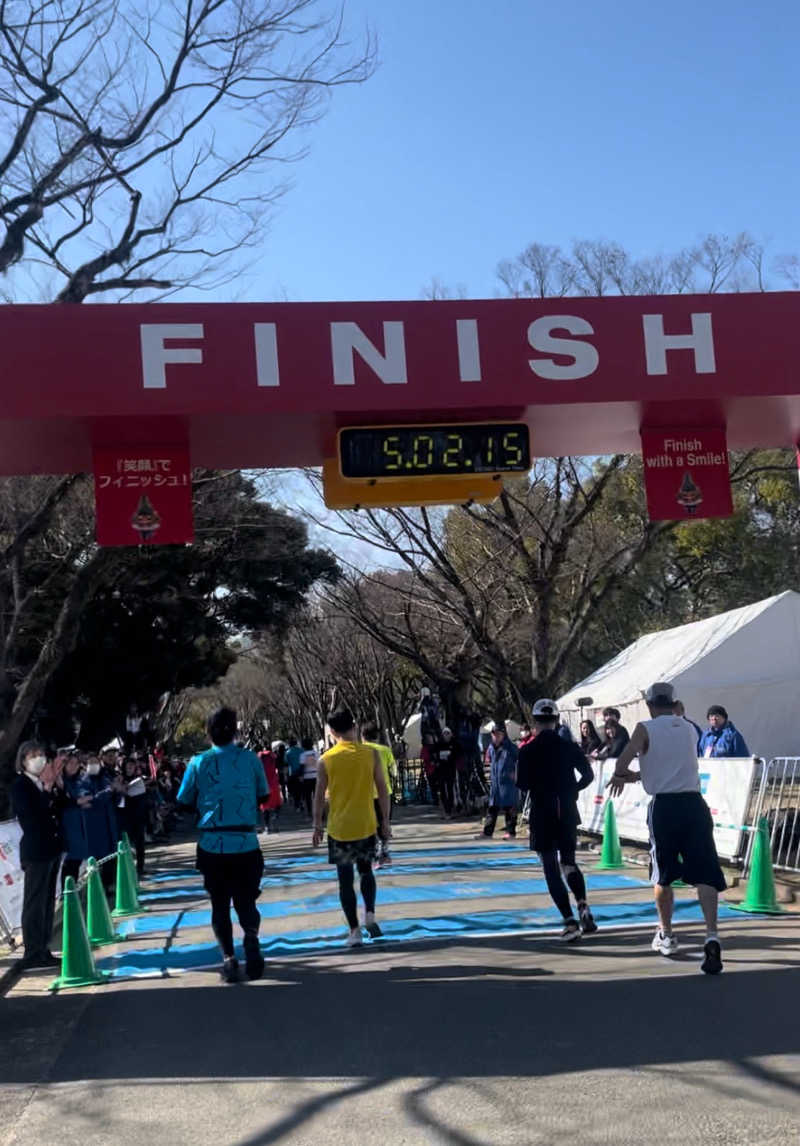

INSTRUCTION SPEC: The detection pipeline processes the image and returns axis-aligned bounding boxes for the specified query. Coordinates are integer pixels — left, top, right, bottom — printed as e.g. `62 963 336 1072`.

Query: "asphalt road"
2 808 799 1146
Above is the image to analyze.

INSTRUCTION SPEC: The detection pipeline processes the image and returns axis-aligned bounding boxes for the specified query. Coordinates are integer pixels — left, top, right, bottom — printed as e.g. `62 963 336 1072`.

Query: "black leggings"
302 778 316 816
197 847 264 959
540 850 587 919
336 860 376 929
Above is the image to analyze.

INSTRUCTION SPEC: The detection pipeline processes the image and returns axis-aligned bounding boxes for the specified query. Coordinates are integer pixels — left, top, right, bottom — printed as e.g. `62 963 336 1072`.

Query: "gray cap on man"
645 681 674 704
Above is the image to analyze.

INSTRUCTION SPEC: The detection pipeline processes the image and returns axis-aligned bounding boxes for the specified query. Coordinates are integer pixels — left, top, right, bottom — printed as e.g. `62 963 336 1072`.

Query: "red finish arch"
1 291 798 474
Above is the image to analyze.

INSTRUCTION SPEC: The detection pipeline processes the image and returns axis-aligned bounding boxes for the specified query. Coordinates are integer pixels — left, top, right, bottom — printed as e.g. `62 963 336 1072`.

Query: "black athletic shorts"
648 792 726 890
530 813 578 862
196 846 264 900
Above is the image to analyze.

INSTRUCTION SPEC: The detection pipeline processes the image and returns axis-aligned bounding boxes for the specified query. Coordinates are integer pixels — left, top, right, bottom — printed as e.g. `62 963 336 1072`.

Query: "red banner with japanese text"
640 427 733 521
93 446 194 546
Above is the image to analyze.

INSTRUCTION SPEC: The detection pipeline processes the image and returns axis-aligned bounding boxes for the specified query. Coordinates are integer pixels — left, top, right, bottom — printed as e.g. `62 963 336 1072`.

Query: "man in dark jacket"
517 699 596 942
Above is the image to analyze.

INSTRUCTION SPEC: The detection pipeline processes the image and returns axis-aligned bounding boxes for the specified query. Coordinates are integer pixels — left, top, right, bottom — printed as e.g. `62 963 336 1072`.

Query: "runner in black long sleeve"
516 699 597 941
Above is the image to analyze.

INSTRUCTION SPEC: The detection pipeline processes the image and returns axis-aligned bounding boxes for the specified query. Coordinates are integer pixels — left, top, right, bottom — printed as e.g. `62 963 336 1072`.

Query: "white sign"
577 757 756 862
0 819 24 935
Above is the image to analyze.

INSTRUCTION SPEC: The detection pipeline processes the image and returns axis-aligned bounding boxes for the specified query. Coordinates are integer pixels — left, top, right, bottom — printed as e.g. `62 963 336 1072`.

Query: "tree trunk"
0 553 104 812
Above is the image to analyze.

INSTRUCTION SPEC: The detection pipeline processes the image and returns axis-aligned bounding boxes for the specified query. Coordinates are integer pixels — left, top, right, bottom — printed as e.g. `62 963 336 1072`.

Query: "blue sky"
248 0 800 304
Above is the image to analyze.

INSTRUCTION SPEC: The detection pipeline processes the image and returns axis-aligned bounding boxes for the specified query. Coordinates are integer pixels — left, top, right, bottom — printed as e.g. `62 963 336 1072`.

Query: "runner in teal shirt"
177 708 269 983
178 741 267 854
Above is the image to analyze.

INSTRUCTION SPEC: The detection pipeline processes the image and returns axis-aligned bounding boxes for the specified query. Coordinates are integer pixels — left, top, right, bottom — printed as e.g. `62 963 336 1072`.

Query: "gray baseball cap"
645 681 674 703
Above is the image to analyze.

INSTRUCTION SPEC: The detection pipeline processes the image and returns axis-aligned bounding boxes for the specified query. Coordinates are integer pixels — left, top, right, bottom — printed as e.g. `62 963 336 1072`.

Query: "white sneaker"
364 912 383 939
560 918 581 942
346 927 363 948
651 929 679 956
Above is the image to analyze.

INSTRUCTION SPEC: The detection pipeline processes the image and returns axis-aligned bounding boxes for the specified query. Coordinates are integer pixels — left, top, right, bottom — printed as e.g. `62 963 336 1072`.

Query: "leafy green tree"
0 470 337 812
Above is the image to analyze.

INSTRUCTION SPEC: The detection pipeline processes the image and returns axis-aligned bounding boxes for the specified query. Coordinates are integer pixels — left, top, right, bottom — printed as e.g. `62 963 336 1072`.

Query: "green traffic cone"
86 858 122 947
50 876 109 990
111 841 145 918
729 817 785 915
595 799 625 870
120 831 139 891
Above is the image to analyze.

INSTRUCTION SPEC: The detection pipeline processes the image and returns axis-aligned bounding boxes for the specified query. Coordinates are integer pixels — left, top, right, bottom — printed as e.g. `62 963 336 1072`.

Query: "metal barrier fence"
745 757 800 874
395 758 490 812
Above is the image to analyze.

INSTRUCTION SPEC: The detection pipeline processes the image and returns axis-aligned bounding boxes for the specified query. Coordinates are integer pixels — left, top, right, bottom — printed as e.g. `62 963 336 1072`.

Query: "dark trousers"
436 771 455 815
540 850 587 919
60 856 81 892
483 806 517 837
302 778 316 816
62 855 116 894
196 847 264 959
124 797 148 877
21 857 60 959
289 777 303 811
336 860 376 929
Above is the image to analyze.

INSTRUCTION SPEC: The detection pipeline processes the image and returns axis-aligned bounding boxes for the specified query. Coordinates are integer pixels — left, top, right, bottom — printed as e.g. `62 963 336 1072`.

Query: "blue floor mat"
100 899 742 978
147 843 529 884
140 854 549 902
122 873 648 937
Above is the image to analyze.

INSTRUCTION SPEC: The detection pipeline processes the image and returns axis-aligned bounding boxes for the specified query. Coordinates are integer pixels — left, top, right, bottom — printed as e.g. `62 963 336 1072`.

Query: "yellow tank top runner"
322 741 378 842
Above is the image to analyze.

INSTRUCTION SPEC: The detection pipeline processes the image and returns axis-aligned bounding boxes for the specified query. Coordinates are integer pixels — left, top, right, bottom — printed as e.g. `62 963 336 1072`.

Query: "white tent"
557 591 800 762
402 713 522 758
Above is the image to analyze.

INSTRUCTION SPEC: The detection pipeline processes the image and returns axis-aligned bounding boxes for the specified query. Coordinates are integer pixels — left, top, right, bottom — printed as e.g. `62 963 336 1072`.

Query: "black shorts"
648 792 727 890
530 814 578 863
196 846 264 900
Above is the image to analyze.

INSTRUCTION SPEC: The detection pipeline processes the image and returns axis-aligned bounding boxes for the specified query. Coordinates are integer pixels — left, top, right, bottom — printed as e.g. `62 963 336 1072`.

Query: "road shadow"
3 930 800 1087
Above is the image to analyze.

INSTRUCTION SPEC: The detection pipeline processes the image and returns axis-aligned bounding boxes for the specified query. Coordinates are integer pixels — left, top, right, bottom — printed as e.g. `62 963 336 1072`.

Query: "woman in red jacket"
258 748 283 833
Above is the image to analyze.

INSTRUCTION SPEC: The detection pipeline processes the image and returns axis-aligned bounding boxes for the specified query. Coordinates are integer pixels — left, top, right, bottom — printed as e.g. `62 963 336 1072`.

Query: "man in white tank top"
606 681 726 975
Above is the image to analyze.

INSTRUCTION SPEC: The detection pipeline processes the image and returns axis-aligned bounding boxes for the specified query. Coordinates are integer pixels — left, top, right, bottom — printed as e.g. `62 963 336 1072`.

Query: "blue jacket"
61 769 119 861
487 737 519 807
697 722 750 758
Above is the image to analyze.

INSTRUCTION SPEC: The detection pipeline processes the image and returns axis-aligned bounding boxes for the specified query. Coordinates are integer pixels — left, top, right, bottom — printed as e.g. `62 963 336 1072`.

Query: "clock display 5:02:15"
338 423 531 479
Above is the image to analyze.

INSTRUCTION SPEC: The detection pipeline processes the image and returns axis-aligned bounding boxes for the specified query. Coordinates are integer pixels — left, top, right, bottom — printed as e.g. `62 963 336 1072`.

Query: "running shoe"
579 906 598 934
220 956 240 984
346 927 363 948
243 933 265 981
651 930 679 957
364 912 383 939
560 919 581 942
700 939 723 975
245 954 265 980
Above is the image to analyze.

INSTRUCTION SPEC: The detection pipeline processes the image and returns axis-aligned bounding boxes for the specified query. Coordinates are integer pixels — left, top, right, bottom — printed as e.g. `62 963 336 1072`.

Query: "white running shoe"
651 929 679 956
560 918 581 942
364 912 383 939
346 927 363 948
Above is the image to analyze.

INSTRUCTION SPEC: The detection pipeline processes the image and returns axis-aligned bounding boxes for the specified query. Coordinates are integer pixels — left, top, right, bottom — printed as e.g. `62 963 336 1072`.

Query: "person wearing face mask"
61 752 122 894
60 753 93 891
10 741 64 970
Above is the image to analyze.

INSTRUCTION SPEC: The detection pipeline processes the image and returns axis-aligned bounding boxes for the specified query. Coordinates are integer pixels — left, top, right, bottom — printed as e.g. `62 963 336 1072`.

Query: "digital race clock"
338 422 530 480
